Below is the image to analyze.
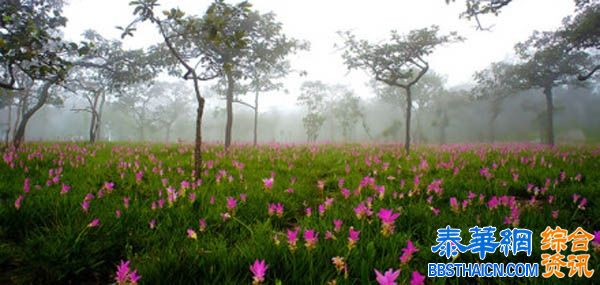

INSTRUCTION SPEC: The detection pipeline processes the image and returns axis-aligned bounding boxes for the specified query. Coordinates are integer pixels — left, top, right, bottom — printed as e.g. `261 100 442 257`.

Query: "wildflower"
332 256 345 272
348 227 360 250
378 208 399 236
263 177 274 190
249 259 268 285
114 260 141 285
221 212 231 221
287 228 299 252
14 195 24 210
341 188 350 199
449 197 459 212
318 204 326 216
104 181 114 191
305 207 312 217
135 171 143 183
354 203 372 220
592 231 600 249
199 219 207 232
431 207 440 216
226 197 237 213
410 271 425 285
88 218 100 228
304 229 318 251
552 210 559 219
123 197 130 209
400 240 419 264
23 178 30 193
374 268 400 285
187 228 197 240
149 219 156 229
325 230 335 240
333 219 343 232
115 209 121 218
188 192 196 202
487 196 499 209
578 198 587 210
240 193 247 202
285 188 294 193
61 183 71 194
268 203 284 217
317 180 325 190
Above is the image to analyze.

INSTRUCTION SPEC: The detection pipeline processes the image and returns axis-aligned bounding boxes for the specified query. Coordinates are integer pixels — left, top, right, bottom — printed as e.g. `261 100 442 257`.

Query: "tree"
116 83 158 141
151 82 193 142
471 61 518 142
446 0 513 30
0 0 90 90
297 81 328 142
514 31 589 145
339 26 462 153
67 30 157 143
331 87 363 141
205 9 306 148
559 0 600 80
123 0 250 175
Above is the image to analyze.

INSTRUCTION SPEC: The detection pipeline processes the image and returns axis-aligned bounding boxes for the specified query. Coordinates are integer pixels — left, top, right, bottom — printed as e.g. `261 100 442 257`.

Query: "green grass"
0 142 599 284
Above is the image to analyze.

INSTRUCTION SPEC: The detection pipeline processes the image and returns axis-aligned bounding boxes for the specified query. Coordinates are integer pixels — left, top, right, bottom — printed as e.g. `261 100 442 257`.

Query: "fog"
1 0 599 146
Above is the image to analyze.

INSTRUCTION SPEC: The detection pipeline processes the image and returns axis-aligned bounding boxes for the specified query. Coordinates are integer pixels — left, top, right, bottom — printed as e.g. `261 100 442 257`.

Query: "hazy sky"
62 0 575 110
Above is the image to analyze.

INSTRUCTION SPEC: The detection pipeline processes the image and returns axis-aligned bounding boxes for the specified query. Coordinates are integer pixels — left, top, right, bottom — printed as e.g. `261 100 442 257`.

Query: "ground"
0 142 599 284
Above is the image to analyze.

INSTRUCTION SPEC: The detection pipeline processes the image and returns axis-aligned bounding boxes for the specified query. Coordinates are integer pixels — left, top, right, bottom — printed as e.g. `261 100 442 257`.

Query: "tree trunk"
253 90 258 146
5 103 11 145
404 87 412 154
94 93 105 142
13 78 56 148
224 71 234 150
440 112 448 144
193 78 205 177
543 86 554 146
165 125 171 142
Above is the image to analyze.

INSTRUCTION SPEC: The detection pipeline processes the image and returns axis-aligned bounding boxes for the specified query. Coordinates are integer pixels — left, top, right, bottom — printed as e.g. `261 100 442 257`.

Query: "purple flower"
333 219 343 232
410 271 425 285
374 268 400 285
378 208 399 225
262 177 274 190
304 229 318 250
400 240 419 264
287 228 299 251
88 218 100 228
249 259 268 284
14 195 24 210
226 196 237 212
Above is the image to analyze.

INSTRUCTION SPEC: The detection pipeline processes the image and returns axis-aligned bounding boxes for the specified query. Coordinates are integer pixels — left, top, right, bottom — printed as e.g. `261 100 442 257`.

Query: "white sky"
62 0 575 111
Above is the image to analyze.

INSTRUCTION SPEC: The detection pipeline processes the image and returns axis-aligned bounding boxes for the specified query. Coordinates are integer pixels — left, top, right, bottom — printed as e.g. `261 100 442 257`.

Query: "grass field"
1 142 599 284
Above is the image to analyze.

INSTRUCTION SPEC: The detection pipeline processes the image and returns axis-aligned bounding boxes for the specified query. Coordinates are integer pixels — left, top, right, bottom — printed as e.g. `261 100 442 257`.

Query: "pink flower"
115 260 131 284
123 197 130 209
325 230 335 240
104 181 115 191
378 208 399 225
551 210 559 219
14 195 24 210
449 197 459 211
304 229 318 250
250 259 268 284
578 198 587 210
226 197 237 212
88 218 100 228
114 260 141 285
400 240 419 264
199 219 207 232
410 271 425 285
135 171 143 183
333 219 343 232
305 207 312 217
187 228 197 240
60 183 71 194
268 203 284 217
592 231 600 247
262 177 274 190
149 219 156 229
431 207 440 216
572 193 580 203
287 228 299 251
378 208 399 236
348 227 360 249
341 188 351 199
23 178 30 193
354 203 373 219
374 268 400 285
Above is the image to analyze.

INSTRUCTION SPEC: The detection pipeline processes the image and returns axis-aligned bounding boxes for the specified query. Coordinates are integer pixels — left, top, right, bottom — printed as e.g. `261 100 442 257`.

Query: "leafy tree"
514 31 590 145
339 26 462 153
559 0 600 80
123 0 250 174
67 30 157 143
331 87 363 141
0 0 90 90
205 9 307 148
297 81 328 142
116 82 159 141
151 82 193 142
471 61 518 142
446 0 513 30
